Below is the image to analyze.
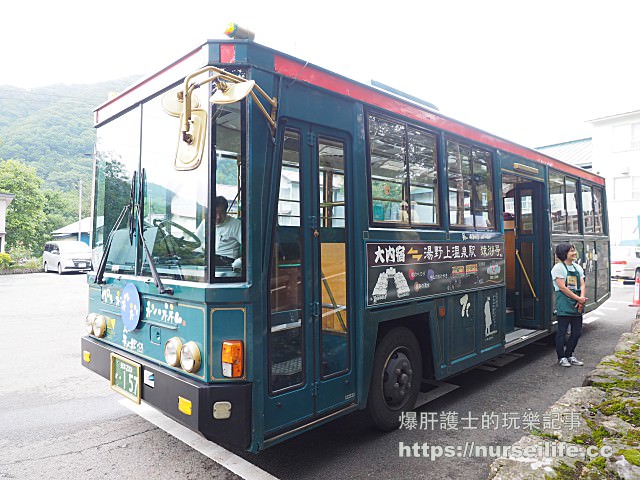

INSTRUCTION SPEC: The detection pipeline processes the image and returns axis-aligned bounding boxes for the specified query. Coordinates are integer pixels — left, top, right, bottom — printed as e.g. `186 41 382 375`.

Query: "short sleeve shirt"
551 262 584 291
215 216 241 258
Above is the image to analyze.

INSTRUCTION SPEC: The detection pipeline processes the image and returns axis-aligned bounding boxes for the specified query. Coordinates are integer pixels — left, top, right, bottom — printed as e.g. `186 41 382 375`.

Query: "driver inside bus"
214 195 242 269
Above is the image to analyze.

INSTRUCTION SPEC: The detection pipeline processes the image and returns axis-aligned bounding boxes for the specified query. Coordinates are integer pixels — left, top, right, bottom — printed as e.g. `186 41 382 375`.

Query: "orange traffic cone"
630 277 640 306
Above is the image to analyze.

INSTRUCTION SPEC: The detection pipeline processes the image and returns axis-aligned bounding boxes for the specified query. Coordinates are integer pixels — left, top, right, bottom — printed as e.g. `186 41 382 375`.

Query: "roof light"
224 23 255 41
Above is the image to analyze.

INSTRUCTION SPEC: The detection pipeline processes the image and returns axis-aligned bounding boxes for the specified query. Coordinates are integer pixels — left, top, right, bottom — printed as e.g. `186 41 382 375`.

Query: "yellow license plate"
110 353 141 404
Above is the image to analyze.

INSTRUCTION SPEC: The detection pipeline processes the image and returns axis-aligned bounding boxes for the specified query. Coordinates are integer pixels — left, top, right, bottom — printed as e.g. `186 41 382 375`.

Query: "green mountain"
0 77 140 192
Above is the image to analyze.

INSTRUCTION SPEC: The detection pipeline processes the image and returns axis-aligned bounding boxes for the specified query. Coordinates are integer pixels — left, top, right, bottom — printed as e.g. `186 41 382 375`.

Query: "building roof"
589 109 640 124
536 138 592 168
52 217 95 235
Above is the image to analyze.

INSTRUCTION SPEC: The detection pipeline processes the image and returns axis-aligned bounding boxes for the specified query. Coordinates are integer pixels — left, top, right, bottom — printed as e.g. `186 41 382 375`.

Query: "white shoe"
568 356 584 366
558 357 571 367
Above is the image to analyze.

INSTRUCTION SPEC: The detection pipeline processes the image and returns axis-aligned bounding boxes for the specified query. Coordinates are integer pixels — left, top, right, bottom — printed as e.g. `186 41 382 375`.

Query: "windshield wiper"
137 169 173 295
95 171 173 295
94 204 130 285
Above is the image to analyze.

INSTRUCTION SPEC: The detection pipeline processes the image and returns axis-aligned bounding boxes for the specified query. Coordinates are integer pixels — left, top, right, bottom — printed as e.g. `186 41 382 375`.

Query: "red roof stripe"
273 55 604 186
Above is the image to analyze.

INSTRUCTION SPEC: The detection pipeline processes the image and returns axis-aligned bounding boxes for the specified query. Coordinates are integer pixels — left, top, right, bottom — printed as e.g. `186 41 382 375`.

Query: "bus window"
92 108 141 272
549 170 567 233
565 177 579 233
408 127 439 225
368 116 406 224
140 92 209 282
582 184 595 233
319 137 349 377
447 140 495 229
214 99 244 279
269 128 304 392
592 186 604 233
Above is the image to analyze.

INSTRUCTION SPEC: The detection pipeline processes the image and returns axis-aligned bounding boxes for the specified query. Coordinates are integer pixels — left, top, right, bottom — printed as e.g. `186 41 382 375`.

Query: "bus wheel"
367 327 422 431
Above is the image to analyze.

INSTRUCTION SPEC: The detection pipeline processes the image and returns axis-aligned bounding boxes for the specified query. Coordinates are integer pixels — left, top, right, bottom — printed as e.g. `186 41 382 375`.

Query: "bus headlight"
164 337 182 367
85 313 97 335
180 341 201 373
92 315 107 337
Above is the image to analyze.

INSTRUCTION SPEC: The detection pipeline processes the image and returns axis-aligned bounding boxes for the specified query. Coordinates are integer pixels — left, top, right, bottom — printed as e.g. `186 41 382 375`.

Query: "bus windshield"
93 82 245 283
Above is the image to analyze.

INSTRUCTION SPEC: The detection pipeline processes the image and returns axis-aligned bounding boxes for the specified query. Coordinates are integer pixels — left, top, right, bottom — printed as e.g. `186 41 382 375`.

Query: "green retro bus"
81 26 610 452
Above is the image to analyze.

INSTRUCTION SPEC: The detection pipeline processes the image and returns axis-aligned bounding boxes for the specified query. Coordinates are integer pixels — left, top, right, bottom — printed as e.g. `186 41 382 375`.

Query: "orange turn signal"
221 340 244 378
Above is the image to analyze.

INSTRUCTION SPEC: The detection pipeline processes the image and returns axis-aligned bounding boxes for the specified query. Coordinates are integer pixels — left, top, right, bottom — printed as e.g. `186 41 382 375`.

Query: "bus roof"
95 39 605 186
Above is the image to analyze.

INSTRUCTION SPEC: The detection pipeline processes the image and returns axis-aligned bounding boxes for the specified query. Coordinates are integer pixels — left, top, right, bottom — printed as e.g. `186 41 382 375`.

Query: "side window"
269 128 304 393
582 183 594 233
565 177 579 233
592 186 604 233
367 114 439 226
549 170 567 233
549 170 581 234
408 127 439 225
447 140 495 229
368 116 406 223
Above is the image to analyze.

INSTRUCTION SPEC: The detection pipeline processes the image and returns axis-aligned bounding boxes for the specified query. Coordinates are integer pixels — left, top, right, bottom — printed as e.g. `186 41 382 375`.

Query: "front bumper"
81 336 252 449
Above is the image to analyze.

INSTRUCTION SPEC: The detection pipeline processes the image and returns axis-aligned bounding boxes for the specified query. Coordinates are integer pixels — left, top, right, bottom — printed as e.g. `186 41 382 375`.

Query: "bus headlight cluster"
164 337 201 373
85 313 107 337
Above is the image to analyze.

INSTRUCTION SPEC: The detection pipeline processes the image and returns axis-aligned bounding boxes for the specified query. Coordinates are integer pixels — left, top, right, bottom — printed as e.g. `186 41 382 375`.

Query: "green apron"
555 262 581 316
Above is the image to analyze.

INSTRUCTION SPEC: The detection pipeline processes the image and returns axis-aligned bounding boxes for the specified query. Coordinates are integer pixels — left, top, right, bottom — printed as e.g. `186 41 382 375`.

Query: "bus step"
480 352 524 368
414 380 459 408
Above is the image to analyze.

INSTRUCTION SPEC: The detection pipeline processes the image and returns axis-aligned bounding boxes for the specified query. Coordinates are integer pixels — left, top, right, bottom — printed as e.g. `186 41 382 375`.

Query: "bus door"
265 121 355 437
503 176 544 330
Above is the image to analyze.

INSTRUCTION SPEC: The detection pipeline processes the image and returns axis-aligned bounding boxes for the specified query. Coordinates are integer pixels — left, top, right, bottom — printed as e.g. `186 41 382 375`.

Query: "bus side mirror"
175 109 207 171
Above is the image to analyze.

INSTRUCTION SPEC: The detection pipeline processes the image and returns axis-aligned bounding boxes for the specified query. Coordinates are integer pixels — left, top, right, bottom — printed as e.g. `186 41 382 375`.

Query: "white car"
43 240 92 274
610 246 640 281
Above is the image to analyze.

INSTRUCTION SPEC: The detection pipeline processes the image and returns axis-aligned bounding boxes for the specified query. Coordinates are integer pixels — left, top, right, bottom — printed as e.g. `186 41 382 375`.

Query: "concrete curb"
488 312 640 479
0 268 43 275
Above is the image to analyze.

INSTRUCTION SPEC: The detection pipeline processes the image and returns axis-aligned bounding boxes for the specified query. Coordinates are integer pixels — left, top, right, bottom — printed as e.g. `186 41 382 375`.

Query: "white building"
589 110 640 247
0 192 15 253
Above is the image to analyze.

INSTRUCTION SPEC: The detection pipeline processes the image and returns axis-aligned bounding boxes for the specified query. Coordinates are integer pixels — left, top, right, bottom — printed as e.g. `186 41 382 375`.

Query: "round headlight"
92 315 107 337
164 337 182 367
85 313 97 335
180 341 201 373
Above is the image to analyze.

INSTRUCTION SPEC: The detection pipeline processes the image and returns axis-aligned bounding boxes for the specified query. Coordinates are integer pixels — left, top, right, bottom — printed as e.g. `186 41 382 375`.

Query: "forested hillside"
0 78 139 189
0 77 139 255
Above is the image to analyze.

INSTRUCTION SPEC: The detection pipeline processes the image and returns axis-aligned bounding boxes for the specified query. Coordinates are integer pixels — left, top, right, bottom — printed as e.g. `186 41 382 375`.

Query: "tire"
57 263 63 275
367 327 422 431
43 262 48 273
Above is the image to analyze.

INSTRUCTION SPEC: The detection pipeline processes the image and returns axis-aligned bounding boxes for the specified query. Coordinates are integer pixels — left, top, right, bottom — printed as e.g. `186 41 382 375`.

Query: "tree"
0 159 47 255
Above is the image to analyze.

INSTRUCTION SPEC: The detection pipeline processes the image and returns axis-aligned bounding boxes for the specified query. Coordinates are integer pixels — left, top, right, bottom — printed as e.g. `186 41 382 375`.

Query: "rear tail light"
221 340 244 378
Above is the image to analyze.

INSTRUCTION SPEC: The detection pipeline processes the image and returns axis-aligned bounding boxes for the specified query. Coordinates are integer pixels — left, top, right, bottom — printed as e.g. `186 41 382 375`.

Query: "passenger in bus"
551 243 586 368
214 195 242 268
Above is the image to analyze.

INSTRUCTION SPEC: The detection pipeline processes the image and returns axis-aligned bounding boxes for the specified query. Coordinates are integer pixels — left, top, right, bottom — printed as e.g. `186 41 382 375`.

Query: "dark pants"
556 315 583 359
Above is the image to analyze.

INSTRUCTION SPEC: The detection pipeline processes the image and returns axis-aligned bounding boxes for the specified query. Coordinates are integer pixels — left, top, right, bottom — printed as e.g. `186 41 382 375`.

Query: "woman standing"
551 243 587 367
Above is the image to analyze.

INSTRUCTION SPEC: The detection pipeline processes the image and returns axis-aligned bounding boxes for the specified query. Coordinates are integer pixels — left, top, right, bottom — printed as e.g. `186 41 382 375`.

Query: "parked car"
610 245 640 281
43 240 92 274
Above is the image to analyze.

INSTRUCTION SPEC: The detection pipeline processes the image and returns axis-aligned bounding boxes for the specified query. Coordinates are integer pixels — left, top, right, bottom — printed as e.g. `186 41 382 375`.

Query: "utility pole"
78 180 82 242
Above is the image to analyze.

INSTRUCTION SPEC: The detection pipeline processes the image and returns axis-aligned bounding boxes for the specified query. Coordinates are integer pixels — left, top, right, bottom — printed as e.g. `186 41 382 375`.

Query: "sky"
2 0 640 147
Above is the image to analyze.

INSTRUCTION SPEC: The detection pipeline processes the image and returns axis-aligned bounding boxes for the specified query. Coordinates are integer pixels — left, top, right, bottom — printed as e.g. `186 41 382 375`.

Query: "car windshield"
58 242 90 254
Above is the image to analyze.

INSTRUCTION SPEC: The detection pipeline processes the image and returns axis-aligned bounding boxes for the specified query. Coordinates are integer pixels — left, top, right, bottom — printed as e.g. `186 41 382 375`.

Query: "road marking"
119 399 278 480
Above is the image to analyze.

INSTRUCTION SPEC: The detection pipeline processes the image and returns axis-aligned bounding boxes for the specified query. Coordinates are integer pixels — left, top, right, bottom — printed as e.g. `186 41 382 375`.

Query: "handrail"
515 249 538 301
